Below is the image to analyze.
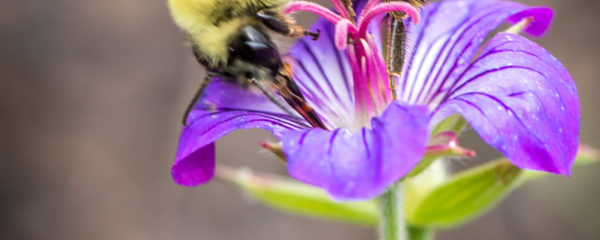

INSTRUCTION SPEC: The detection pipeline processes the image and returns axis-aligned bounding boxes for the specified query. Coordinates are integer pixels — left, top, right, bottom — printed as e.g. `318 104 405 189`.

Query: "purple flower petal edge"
172 79 308 186
435 33 579 175
399 0 553 105
172 143 216 186
282 102 430 200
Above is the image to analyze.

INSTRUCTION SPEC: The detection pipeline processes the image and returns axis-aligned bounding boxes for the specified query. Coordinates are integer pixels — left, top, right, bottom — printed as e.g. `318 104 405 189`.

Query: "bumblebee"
168 0 325 128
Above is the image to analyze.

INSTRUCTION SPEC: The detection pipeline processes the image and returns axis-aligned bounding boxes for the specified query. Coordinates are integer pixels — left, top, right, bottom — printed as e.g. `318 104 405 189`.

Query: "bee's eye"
238 25 268 44
231 25 282 75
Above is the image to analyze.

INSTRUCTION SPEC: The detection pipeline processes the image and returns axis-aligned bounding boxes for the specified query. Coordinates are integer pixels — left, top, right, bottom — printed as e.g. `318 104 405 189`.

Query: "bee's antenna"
250 78 298 118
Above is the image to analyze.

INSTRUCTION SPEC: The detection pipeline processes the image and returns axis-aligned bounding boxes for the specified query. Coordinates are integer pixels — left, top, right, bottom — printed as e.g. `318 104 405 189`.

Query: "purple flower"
172 0 579 200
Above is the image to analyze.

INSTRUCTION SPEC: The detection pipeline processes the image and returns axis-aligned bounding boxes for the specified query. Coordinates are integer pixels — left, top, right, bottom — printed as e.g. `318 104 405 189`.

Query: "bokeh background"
1 0 598 239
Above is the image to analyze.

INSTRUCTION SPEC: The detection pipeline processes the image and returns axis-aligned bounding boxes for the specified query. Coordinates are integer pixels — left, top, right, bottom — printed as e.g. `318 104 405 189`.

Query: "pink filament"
363 38 390 113
349 46 372 117
357 2 420 36
284 1 343 25
335 20 350 50
334 20 359 50
367 36 392 103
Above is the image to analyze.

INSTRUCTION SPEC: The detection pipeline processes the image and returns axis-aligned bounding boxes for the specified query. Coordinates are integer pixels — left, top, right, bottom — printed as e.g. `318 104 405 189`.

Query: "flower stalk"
378 183 406 240
407 225 433 240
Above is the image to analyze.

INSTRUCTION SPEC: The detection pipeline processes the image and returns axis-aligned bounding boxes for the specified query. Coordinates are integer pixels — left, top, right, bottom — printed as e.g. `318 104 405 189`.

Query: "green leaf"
215 166 378 226
408 145 600 227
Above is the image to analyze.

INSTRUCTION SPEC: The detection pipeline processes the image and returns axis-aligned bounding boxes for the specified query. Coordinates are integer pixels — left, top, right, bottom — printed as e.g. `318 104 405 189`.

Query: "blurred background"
1 0 598 239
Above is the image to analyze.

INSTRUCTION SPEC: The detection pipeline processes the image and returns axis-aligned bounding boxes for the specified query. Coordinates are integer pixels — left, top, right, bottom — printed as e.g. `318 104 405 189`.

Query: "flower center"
285 0 420 130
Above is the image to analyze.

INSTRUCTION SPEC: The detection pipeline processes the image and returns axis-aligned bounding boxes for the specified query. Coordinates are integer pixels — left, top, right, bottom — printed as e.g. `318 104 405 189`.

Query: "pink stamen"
334 20 358 50
360 38 374 59
359 55 376 116
284 1 343 25
330 0 350 19
367 35 392 103
357 2 420 36
361 39 387 113
350 45 370 117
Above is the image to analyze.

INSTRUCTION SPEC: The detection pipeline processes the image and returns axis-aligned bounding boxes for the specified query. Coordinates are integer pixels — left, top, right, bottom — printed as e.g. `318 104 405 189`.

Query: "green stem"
378 183 406 240
407 225 433 240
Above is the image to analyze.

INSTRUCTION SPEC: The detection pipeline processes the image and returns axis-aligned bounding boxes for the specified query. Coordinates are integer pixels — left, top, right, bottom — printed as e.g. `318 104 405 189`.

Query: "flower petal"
434 33 579 175
282 102 430 200
287 17 355 128
400 0 553 105
173 78 309 186
172 143 215 186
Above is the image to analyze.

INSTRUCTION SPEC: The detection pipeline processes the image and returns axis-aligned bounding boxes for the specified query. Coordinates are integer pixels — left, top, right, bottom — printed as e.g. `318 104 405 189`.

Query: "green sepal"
431 114 468 136
216 166 378 226
407 159 521 227
407 145 600 227
216 145 598 228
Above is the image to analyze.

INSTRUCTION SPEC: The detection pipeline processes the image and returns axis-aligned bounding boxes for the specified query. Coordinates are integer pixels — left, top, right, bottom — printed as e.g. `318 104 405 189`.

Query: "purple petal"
172 143 215 186
400 0 553 105
282 102 430 200
287 17 355 128
434 33 579 175
173 79 309 187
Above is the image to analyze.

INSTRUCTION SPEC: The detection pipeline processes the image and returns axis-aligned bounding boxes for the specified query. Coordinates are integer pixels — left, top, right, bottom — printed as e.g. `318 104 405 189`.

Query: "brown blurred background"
0 0 598 239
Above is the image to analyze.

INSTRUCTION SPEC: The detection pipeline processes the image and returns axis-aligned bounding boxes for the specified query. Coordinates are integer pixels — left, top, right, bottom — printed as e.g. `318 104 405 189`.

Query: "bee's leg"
340 0 356 21
275 72 328 129
256 11 320 40
385 16 405 100
382 0 427 100
182 74 211 126
409 0 427 7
